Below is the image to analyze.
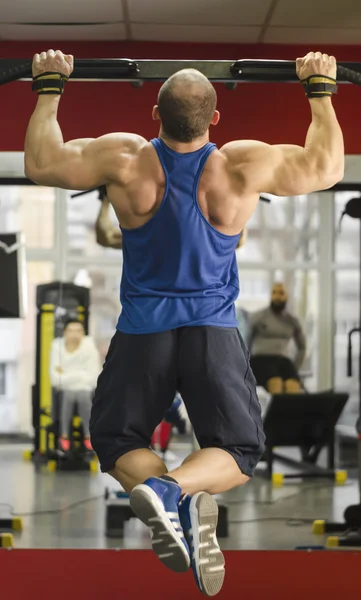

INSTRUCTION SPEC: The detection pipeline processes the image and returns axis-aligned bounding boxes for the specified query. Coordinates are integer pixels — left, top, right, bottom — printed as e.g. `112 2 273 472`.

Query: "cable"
226 481 355 525
1 499 314 526
338 210 346 233
0 503 15 513
0 495 102 517
223 480 354 507
229 517 315 526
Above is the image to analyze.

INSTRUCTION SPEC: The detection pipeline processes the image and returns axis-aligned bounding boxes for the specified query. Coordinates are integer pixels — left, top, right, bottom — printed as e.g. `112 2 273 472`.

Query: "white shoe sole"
130 484 190 572
189 492 225 597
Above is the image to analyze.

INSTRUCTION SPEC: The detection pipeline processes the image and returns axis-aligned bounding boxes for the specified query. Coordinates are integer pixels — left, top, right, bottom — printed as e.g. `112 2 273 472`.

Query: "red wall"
1 40 361 152
2 549 361 600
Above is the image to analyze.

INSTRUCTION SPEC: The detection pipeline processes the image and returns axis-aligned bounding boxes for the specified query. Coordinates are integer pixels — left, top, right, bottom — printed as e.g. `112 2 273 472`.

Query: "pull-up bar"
1 58 361 86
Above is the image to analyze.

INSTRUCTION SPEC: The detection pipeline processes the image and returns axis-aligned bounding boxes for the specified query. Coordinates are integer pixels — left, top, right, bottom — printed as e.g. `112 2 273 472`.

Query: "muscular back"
106 136 259 236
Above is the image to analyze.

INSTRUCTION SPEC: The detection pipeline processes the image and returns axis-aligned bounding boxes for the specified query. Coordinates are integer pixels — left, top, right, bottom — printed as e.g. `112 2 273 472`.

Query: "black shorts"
90 327 265 477
250 354 300 388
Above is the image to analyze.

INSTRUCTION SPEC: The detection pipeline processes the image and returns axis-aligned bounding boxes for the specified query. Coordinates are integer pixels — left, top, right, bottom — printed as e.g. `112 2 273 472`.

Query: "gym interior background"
1 0 361 598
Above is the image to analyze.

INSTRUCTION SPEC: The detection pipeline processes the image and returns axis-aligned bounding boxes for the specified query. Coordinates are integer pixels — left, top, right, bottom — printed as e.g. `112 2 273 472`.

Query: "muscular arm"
95 197 123 249
222 97 344 197
24 95 145 189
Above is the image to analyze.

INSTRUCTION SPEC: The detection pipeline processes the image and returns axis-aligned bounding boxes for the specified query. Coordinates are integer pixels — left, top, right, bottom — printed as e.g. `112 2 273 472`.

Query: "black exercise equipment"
261 391 349 480
1 58 361 86
314 197 361 547
31 281 96 472
0 233 26 319
0 517 22 532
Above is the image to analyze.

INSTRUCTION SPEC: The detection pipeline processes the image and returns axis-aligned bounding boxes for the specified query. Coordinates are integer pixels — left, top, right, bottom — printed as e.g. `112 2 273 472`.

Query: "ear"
152 105 160 121
210 110 220 126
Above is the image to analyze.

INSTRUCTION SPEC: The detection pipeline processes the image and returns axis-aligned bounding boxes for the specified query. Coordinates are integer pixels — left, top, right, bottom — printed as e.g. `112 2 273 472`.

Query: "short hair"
63 318 85 331
157 69 217 143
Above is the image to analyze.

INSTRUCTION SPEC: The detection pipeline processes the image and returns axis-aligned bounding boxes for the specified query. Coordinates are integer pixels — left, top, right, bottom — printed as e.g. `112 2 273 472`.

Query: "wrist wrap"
32 72 69 95
301 75 337 98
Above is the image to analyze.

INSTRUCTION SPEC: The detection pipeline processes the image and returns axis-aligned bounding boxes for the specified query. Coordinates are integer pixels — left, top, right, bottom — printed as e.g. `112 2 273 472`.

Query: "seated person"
49 318 101 452
249 282 306 394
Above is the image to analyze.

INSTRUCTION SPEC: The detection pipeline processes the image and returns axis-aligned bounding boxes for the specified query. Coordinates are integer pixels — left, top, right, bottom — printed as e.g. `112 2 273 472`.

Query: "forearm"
96 199 113 231
95 199 123 249
58 371 80 389
294 336 306 370
25 96 64 174
304 97 344 184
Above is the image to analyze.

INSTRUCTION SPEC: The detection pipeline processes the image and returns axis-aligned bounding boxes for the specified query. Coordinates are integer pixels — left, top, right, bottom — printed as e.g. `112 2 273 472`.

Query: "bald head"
157 69 218 143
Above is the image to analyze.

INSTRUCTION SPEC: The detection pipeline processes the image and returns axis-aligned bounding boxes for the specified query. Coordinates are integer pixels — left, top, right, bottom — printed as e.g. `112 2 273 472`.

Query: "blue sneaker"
130 477 190 572
179 493 225 597
164 394 187 434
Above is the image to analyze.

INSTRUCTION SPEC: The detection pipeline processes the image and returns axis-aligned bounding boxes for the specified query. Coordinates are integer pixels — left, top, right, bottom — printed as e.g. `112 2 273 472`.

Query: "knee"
266 377 283 394
239 472 250 486
284 379 302 393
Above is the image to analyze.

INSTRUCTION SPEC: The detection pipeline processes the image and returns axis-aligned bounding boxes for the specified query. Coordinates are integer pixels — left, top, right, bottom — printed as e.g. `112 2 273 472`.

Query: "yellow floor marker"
0 533 14 548
313 520 326 535
335 470 348 485
272 473 284 487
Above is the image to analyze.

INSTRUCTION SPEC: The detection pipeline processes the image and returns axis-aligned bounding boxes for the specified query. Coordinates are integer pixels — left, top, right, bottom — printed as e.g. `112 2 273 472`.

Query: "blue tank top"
116 138 240 334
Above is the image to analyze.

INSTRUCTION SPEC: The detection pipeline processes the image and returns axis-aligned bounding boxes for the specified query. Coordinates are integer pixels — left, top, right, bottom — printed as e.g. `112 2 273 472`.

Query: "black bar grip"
230 60 297 82
231 59 361 85
0 61 32 85
337 65 361 86
0 58 138 86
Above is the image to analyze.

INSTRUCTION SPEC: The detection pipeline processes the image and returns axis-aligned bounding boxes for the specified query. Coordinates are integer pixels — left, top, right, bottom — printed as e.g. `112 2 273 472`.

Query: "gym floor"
1 440 358 550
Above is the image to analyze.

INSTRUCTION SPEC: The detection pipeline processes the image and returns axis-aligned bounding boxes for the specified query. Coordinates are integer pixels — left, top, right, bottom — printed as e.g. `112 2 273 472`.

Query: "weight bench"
260 391 349 480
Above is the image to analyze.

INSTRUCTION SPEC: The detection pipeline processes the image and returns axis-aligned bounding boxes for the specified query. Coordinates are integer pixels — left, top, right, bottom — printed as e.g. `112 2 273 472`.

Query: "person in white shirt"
49 318 101 452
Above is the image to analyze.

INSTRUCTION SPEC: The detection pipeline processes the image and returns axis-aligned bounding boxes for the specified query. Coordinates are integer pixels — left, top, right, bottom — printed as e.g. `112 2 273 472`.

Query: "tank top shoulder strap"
150 138 217 177
150 138 169 173
194 142 217 180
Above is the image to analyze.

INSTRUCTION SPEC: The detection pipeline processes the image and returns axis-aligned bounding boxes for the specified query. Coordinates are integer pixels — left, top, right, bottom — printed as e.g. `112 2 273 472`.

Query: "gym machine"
261 391 349 485
313 195 361 547
30 281 97 472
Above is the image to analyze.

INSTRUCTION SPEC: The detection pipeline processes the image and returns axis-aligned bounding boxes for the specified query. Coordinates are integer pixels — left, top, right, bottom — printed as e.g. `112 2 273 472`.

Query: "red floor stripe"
1 549 360 599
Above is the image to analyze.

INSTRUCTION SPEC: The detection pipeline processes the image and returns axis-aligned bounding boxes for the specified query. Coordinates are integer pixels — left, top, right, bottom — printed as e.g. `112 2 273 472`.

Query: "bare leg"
168 448 249 495
109 448 168 493
266 377 283 394
111 447 249 495
284 378 302 393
